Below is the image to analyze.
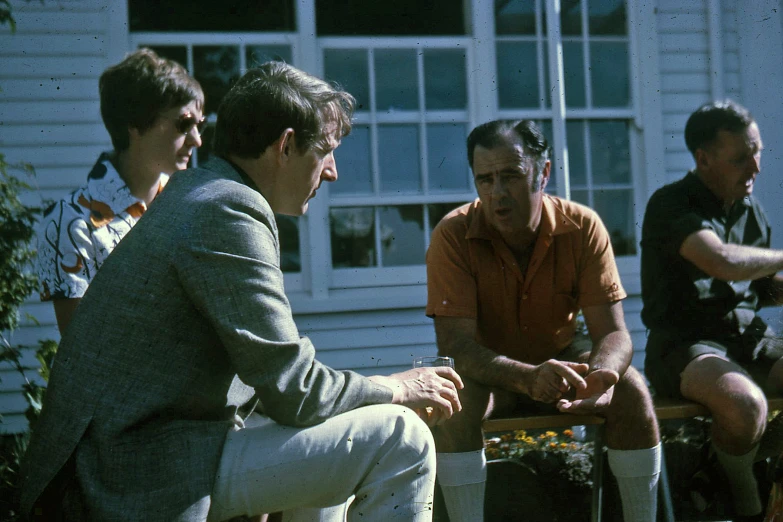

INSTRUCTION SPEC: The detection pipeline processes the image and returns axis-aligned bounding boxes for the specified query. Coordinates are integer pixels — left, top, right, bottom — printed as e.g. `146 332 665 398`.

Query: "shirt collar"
465 194 580 241
84 152 149 215
686 171 751 215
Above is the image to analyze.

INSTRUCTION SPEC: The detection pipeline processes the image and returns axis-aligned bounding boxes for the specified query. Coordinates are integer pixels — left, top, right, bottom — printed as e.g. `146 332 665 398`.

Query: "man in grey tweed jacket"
21 62 463 522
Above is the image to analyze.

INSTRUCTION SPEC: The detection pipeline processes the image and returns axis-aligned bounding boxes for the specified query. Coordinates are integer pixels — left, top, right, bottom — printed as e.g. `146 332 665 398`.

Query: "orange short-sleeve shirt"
425 195 626 364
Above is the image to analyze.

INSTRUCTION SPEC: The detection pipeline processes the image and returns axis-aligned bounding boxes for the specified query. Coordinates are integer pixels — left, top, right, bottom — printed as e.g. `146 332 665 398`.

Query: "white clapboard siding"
0 0 117 434
656 0 710 188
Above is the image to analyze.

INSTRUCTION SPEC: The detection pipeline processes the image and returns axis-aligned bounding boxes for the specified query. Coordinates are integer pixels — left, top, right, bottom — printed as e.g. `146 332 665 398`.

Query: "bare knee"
605 367 659 448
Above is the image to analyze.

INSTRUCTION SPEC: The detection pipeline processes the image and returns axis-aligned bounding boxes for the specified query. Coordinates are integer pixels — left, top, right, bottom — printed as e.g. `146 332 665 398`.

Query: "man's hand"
527 360 588 403
368 367 464 427
556 368 619 414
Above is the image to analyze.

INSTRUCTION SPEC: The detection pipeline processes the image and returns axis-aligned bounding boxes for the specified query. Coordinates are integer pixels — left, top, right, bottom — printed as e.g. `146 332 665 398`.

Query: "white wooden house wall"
3 0 783 433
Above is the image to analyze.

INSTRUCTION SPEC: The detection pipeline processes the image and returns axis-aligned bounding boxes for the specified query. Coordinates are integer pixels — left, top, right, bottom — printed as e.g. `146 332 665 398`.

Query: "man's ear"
275 128 296 164
539 160 552 192
694 148 712 174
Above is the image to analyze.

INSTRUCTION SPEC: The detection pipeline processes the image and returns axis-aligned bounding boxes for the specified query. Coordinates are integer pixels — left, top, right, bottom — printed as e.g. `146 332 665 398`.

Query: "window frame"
127 0 659 305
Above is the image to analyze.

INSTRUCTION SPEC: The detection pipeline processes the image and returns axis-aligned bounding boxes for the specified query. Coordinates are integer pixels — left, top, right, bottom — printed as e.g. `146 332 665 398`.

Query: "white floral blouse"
37 153 166 301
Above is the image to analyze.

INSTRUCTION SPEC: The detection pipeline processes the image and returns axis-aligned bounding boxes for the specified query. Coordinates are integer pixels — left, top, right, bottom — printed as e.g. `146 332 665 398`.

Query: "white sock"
436 450 486 522
607 444 661 522
714 443 763 516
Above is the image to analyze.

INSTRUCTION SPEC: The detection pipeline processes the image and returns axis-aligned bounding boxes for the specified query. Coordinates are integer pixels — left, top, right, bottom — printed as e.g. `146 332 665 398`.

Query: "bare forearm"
587 330 632 378
709 244 783 282
440 336 533 395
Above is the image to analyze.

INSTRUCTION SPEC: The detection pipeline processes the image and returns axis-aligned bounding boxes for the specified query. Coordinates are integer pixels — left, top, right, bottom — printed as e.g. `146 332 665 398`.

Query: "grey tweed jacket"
20 158 392 521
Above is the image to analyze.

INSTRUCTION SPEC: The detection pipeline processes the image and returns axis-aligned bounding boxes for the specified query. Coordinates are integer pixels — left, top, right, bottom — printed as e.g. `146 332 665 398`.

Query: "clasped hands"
527 359 619 415
369 367 463 427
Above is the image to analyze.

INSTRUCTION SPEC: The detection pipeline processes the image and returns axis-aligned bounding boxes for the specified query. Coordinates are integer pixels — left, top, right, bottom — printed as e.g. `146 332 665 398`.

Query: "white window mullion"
535 0 546 111
417 48 430 194
373 207 383 268
545 0 570 201
298 0 327 298
580 0 592 110
583 121 594 207
469 0 497 124
367 48 382 197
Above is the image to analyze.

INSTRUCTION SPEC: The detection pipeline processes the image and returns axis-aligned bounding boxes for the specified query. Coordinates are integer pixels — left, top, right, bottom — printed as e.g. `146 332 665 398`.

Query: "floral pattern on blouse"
37 153 166 301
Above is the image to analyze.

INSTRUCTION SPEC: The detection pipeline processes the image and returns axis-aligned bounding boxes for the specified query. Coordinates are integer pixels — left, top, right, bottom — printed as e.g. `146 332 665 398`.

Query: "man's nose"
492 177 507 197
322 153 338 182
750 153 761 174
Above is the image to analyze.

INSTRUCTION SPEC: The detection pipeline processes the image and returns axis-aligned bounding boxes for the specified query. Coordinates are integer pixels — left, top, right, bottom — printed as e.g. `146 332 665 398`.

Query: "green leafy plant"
0 153 55 520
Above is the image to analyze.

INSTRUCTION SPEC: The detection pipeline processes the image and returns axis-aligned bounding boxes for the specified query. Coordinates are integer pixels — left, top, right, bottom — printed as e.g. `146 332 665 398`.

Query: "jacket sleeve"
175 188 392 427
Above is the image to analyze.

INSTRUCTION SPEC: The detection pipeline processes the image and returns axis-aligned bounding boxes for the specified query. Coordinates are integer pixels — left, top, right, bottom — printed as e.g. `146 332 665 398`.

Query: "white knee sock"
607 444 661 522
436 450 486 522
714 443 762 516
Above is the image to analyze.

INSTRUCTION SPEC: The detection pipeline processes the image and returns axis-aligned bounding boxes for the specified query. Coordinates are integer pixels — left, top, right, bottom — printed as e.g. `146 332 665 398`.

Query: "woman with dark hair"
37 48 205 333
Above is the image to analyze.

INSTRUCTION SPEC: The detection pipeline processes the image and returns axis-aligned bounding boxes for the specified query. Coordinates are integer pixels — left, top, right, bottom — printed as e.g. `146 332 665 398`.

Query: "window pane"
428 202 470 232
589 0 627 35
379 206 425 266
129 0 295 32
563 42 586 108
333 125 373 195
331 207 376 268
566 121 587 186
560 0 583 35
590 42 630 107
424 50 467 110
497 42 541 109
193 46 240 118
590 120 630 184
593 190 636 255
145 46 187 69
316 0 465 36
246 45 292 68
276 214 300 272
427 124 470 192
379 125 421 193
375 50 419 112
324 49 370 111
571 189 589 206
495 0 536 35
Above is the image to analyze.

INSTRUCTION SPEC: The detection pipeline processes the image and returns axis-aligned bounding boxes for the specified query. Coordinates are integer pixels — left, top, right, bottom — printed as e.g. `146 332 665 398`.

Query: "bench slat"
482 395 783 433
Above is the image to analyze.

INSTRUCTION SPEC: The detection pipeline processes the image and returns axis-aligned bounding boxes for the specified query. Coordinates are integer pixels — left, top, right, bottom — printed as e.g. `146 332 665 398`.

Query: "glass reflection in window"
379 206 425 266
333 126 373 195
427 124 470 192
330 207 376 268
593 189 635 255
324 49 370 111
276 214 300 272
497 42 542 109
424 50 467 110
590 120 630 185
590 42 629 107
378 125 421 193
375 50 418 112
193 46 240 118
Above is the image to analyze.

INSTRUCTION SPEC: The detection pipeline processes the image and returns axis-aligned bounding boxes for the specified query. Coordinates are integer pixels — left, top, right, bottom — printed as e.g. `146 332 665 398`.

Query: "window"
495 0 638 256
130 30 301 275
129 0 644 298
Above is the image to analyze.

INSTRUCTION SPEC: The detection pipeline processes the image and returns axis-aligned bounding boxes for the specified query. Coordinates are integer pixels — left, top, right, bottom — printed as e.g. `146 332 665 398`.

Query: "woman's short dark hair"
684 100 755 155
212 61 355 159
467 120 551 189
99 48 204 152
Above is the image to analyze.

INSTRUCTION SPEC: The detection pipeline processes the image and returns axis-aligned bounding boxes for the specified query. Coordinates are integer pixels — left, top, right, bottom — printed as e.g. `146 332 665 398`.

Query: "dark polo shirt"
640 171 772 337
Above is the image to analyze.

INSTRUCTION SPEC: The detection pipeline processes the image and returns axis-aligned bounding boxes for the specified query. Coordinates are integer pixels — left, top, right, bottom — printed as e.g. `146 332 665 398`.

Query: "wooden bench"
482 395 783 522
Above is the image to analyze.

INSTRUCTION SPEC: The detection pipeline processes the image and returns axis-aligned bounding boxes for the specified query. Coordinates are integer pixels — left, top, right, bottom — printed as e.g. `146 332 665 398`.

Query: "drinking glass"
413 356 454 368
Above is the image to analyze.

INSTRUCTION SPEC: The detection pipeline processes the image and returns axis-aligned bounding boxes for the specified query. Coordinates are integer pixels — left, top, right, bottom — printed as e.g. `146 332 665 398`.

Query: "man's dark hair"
466 119 551 189
213 61 355 159
684 100 755 155
99 48 204 152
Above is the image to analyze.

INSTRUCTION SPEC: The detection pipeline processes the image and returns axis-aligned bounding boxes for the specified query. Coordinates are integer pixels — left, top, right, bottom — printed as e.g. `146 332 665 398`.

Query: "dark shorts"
644 326 783 398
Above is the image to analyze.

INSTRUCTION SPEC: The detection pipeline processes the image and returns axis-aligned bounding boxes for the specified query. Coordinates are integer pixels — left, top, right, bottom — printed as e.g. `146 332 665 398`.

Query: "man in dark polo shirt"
641 100 783 520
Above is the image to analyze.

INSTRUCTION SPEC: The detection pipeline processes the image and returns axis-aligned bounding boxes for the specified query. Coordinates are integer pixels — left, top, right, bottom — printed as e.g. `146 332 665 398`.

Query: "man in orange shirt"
426 119 661 522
